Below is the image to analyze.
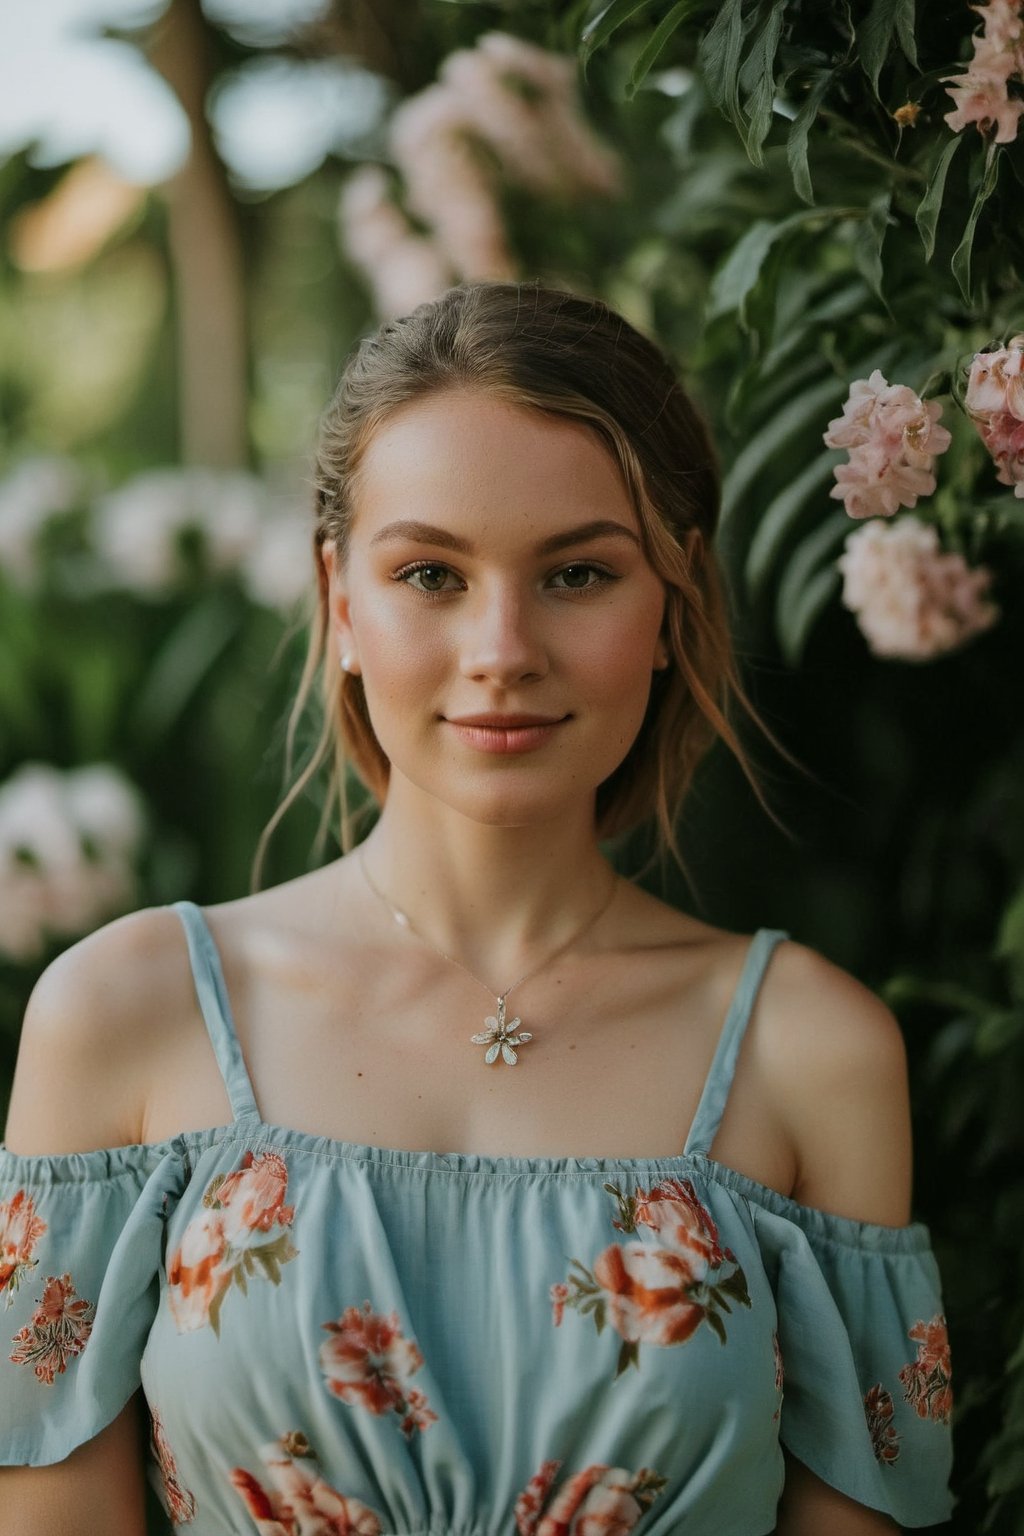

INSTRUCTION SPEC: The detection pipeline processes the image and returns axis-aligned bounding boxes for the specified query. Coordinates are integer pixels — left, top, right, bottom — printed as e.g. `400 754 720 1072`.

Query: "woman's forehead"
352 389 637 533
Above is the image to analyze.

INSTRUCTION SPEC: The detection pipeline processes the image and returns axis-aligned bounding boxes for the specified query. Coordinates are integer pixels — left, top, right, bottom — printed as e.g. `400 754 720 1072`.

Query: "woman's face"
321 388 670 828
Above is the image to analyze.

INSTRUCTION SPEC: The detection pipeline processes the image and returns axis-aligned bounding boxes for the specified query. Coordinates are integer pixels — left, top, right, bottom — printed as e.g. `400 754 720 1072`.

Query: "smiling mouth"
444 716 569 754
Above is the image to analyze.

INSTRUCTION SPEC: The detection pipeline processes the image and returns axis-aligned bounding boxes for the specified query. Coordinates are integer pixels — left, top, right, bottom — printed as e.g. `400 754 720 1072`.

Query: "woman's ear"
321 538 361 676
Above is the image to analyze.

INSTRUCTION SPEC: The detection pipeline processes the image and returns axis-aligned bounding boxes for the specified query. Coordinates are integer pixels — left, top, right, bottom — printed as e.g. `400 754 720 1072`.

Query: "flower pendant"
471 995 534 1066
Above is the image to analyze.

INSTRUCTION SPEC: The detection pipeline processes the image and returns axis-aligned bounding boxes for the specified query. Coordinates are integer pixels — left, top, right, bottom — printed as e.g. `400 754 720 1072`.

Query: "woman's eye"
396 562 459 593
550 563 612 592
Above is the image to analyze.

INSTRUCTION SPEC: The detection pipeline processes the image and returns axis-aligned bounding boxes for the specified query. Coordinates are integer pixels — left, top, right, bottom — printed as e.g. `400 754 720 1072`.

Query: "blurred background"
1 0 1023 1528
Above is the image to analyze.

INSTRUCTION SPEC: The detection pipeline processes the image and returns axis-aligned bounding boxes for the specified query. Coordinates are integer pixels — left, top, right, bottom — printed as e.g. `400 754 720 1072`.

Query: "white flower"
0 456 81 586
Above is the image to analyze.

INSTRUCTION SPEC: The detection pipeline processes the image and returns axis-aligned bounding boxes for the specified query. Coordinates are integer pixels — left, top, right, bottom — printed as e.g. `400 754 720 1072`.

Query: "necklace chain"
357 850 620 1006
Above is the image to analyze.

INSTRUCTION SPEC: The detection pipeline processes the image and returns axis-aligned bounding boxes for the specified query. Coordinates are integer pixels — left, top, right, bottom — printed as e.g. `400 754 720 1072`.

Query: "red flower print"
514 1459 666 1536
515 1460 563 1536
631 1178 727 1268
167 1152 298 1335
898 1315 953 1425
0 1189 47 1307
864 1384 901 1465
593 1242 708 1349
230 1432 383 1535
150 1409 197 1524
216 1151 295 1245
550 1283 569 1327
554 1181 751 1377
9 1273 94 1384
772 1330 784 1393
319 1301 437 1437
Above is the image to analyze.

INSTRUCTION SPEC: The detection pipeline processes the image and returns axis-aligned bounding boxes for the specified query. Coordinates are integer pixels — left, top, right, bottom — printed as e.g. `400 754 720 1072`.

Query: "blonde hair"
252 280 803 893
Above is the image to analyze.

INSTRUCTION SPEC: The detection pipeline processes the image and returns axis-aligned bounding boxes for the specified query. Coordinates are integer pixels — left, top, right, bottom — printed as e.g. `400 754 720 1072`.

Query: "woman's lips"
445 717 568 754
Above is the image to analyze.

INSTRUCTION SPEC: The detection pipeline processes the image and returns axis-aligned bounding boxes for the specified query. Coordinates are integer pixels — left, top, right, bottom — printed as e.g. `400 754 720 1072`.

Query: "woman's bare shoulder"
752 936 913 1225
4 905 197 1156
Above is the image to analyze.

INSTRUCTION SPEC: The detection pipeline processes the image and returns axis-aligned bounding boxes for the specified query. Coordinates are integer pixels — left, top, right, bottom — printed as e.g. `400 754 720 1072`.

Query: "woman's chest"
142 1150 785 1534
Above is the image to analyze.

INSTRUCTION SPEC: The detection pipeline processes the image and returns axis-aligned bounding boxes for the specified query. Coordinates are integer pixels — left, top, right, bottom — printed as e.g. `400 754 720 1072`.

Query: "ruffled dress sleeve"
745 1175 954 1527
0 1138 186 1466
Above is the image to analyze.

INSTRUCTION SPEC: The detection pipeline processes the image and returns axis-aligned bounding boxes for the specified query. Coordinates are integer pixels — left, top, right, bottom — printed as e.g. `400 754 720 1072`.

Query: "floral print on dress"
0 1189 47 1308
514 1456 667 1536
167 1151 298 1335
771 1330 784 1420
864 1384 901 1465
9 1272 94 1384
319 1301 437 1438
150 1408 197 1524
899 1314 953 1425
552 1177 751 1376
230 1430 384 1535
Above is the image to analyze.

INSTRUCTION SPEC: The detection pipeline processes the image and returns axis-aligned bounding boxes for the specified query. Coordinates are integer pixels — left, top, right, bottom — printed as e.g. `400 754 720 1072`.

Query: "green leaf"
737 1 786 165
916 135 963 261
707 209 824 328
625 0 702 98
615 1337 640 1374
234 1264 248 1296
705 1308 728 1344
722 373 848 518
580 0 653 74
697 0 746 125
129 593 242 752
775 514 850 664
952 142 1001 301
786 69 834 204
853 192 892 305
975 1010 1024 1057
996 880 1024 1001
745 452 840 598
858 0 918 97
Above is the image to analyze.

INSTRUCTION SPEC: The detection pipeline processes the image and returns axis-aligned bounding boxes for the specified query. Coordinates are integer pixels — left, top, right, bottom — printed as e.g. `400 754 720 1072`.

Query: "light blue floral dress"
0 905 954 1533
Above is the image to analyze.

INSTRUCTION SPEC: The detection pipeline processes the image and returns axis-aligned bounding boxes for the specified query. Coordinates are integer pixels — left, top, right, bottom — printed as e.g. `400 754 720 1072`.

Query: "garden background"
1 0 1022 1529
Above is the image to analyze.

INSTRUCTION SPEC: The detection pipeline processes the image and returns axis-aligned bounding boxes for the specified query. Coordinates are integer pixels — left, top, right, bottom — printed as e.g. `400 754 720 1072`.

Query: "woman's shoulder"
4 905 201 1156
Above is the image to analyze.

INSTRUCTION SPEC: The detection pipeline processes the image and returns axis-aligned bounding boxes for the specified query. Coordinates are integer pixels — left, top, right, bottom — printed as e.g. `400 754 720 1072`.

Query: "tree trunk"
149 0 248 468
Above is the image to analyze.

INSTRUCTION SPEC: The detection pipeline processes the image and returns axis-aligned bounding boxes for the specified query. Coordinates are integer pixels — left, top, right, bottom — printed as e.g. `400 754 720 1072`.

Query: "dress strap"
169 900 262 1125
683 927 790 1157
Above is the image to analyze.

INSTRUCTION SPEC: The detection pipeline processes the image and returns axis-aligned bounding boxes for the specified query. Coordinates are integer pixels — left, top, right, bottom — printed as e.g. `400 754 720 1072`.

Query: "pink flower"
943 0 1024 142
631 1178 727 1268
550 1281 570 1327
964 337 1024 494
837 516 999 660
824 371 952 520
9 1272 94 1384
319 1302 437 1436
167 1207 230 1333
899 1314 954 1425
0 1189 47 1306
216 1151 294 1245
515 1460 667 1536
592 1241 707 1347
230 1434 383 1535
150 1409 197 1525
338 167 452 318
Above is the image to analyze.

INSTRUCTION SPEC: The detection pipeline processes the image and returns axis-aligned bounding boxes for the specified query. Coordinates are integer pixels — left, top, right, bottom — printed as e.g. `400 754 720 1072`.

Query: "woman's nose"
457 586 549 685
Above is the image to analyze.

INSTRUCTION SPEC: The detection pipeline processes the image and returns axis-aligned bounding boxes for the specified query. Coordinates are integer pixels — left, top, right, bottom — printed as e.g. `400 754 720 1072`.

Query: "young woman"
0 282 953 1535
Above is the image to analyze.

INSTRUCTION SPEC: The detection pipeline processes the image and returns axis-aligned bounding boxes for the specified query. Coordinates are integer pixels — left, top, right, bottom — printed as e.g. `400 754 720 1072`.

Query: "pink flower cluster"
943 0 1024 143
964 335 1024 495
340 32 622 317
514 1457 666 1536
836 516 999 660
823 370 952 520
231 1433 383 1535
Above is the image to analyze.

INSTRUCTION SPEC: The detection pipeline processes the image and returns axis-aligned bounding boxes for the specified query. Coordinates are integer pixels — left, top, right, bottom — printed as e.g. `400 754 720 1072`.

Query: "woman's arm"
776 1451 900 1535
0 1397 149 1536
0 914 175 1534
765 942 918 1533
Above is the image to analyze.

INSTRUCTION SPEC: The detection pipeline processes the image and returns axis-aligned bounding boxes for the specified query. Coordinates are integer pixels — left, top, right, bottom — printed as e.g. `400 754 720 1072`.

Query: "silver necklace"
358 852 620 1066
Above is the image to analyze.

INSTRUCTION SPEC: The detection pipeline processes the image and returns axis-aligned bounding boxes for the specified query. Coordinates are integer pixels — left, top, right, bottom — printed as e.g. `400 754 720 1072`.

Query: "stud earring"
341 652 354 673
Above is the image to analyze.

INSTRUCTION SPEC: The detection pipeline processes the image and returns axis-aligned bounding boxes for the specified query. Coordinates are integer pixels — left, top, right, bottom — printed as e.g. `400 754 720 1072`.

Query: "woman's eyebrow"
368 518 641 554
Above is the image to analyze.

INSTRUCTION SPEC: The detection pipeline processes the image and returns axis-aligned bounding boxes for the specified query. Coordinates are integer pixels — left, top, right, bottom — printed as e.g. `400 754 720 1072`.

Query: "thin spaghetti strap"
170 900 262 1125
683 928 790 1157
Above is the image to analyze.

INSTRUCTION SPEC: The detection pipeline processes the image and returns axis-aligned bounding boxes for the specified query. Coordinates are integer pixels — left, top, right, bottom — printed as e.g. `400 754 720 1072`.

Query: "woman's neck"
356 784 619 987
